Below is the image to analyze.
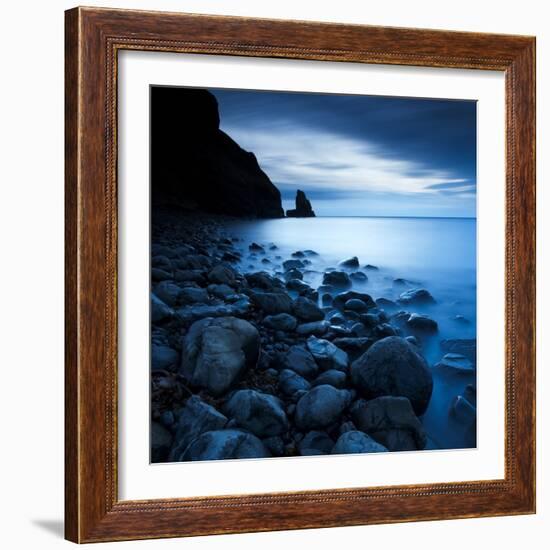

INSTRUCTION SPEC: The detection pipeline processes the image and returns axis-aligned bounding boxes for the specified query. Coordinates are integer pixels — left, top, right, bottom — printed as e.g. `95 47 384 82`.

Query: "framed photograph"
65 7 536 543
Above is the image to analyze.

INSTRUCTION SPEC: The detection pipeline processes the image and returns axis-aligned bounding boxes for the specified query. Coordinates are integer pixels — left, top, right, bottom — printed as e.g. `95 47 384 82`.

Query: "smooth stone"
249 243 265 252
262 436 285 456
364 264 379 271
344 298 370 312
225 390 288 437
351 322 368 336
298 431 334 455
351 396 427 451
293 296 325 321
406 313 439 334
151 421 173 462
322 271 352 289
333 291 376 311
250 290 293 314
173 269 206 283
180 316 260 396
295 320 330 336
170 396 228 460
283 259 305 271
154 281 182 307
292 250 306 258
207 264 236 286
435 353 475 374
281 345 319 379
350 271 368 282
328 312 346 325
262 313 298 332
152 268 172 282
278 369 311 396
286 278 311 293
307 336 349 372
312 369 347 389
321 293 333 307
181 429 269 460
152 255 173 271
332 431 388 454
350 336 433 415
451 395 476 425
151 344 179 371
151 293 174 323
176 301 250 323
338 256 360 269
245 271 283 291
284 268 303 281
295 385 353 430
207 284 233 300
375 297 398 312
361 313 380 327
332 337 373 360
398 288 436 305
440 339 477 364
373 323 399 338
180 286 210 304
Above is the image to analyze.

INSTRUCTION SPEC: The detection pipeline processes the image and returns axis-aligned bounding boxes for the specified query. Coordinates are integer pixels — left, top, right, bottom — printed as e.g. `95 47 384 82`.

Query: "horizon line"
283 215 477 220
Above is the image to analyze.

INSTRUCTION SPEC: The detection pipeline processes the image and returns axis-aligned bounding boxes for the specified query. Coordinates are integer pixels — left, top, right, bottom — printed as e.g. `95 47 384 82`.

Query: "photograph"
150 85 478 463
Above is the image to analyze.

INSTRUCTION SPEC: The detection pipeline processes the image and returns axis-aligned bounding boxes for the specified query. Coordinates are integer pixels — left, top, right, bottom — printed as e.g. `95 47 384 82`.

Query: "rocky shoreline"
151 210 477 462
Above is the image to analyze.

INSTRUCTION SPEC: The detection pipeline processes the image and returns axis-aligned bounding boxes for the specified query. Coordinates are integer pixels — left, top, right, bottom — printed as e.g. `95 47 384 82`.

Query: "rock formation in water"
151 87 284 218
286 189 316 218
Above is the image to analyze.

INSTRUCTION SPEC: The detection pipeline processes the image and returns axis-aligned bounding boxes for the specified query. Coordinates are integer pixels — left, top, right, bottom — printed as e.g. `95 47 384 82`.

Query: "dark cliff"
151 87 284 218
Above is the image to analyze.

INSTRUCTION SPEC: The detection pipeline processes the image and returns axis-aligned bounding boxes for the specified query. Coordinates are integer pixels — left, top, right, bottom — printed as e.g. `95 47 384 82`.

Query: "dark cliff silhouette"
151 87 284 218
286 190 316 217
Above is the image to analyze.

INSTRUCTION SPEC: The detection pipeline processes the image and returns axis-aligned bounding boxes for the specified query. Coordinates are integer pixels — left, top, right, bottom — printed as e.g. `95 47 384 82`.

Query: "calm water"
225 216 477 450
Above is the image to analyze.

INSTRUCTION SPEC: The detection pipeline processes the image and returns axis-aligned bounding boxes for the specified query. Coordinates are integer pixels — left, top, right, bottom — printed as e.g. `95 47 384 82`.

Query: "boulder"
398 288 436 305
282 259 305 271
375 297 398 312
332 430 388 454
176 301 251 324
350 271 368 282
295 320 330 336
250 290 293 314
435 353 475 375
332 337 373 360
151 344 179 371
179 286 210 304
298 431 334 455
293 296 325 321
306 336 349 372
154 281 182 307
281 345 319 379
181 429 269 461
350 336 433 415
295 385 353 430
208 264 236 286
286 278 311 293
245 271 283 291
180 316 260 395
344 298 370 313
322 271 352 289
225 390 288 437
151 293 174 323
169 396 228 460
406 313 439 334
451 395 476 425
207 284 234 300
440 338 477 364
312 369 347 389
338 256 360 269
333 291 376 311
151 421 173 462
278 369 311 397
351 396 427 451
262 313 298 332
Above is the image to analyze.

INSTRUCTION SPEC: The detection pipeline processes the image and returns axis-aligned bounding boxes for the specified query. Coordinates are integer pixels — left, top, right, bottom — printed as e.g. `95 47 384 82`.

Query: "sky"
212 88 477 218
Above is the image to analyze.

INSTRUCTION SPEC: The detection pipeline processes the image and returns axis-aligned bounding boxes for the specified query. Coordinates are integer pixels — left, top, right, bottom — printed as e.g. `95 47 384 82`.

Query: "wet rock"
152 268 172 282
151 293 174 323
174 269 206 284
283 259 305 271
281 345 319 379
180 286 210 304
298 431 334 455
152 255 173 271
350 336 433 415
440 339 477 364
292 250 306 258
373 323 399 338
295 385 353 430
284 268 303 281
312 369 347 389
435 353 475 375
151 421 173 462
450 395 476 425
375 297 398 312
207 284 234 300
154 281 182 307
332 431 388 454
225 390 288 437
322 271 352 289
464 384 477 405
176 301 250 323
262 436 285 456
208 264 236 286
332 337 373 360
262 313 298 332
344 298 370 313
151 344 179 371
278 369 311 397
360 313 380 328
398 288 436 306
245 271 284 291
307 336 349 372
170 396 228 460
333 291 376 311
406 313 439 334
295 320 331 336
249 243 265 252
338 256 360 269
181 429 269 461
304 250 319 256
350 271 368 282
351 396 427 451
250 290 293 314
181 316 260 396
293 297 325 322
286 279 311 293
364 264 379 271
321 293 333 307
351 322 368 337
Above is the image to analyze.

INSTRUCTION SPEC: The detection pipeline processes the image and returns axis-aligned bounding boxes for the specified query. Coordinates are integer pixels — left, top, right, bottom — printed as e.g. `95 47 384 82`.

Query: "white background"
0 1 547 549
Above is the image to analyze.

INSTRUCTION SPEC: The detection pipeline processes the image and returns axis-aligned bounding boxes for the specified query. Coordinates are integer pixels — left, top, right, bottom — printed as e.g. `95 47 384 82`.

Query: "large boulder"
225 390 288 437
322 271 352 289
332 430 388 455
151 87 284 218
350 336 433 415
249 290 293 314
351 397 427 451
338 256 360 269
181 429 270 461
278 369 311 397
333 291 376 311
306 336 349 372
207 264 236 286
180 316 260 395
280 345 319 379
398 288 436 306
295 385 353 430
293 296 325 322
169 396 228 460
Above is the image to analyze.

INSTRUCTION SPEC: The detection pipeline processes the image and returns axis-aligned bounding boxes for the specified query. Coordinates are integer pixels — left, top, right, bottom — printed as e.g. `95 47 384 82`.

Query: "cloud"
222 122 473 198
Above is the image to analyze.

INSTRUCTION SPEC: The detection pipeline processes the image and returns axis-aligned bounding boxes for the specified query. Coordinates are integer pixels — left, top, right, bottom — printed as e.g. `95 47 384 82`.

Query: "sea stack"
286 190 316 218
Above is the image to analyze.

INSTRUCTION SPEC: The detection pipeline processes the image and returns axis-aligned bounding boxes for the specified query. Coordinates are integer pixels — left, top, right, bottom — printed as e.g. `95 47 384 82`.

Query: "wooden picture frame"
65 6 536 543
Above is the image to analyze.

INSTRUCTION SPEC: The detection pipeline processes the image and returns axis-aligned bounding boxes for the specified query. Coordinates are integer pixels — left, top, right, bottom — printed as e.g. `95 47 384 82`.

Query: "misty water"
225 216 477 451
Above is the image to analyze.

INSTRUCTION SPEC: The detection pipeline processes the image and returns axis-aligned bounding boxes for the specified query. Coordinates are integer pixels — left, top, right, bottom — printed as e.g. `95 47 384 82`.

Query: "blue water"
225 216 477 450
